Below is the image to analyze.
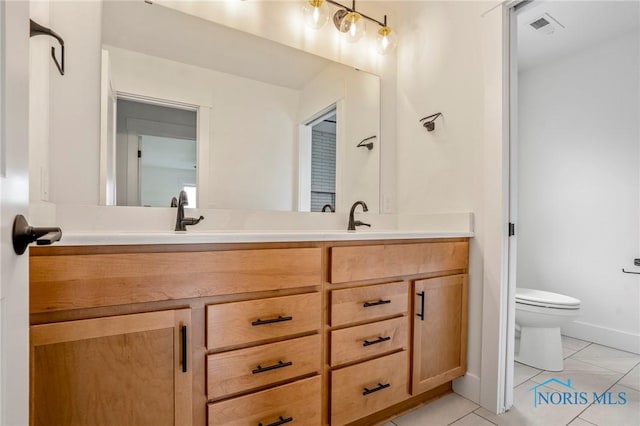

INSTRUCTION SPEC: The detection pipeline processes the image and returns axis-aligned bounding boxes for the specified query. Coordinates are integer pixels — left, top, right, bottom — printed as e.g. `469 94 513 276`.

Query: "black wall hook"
419 112 442 132
357 135 376 150
622 259 640 274
30 19 65 76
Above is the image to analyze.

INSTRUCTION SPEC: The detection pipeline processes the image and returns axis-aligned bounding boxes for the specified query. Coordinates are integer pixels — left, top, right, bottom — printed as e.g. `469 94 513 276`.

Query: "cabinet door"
30 309 192 426
412 275 467 395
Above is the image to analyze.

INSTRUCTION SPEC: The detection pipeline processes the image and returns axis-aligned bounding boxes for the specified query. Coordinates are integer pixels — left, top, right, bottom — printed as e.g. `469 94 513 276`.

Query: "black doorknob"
12 214 62 255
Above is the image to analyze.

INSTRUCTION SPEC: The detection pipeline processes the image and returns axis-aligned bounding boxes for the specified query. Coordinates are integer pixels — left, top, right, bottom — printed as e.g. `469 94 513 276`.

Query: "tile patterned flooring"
384 336 640 426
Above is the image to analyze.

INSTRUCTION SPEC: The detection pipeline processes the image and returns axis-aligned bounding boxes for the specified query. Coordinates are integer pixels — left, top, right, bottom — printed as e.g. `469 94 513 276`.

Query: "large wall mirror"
100 1 381 213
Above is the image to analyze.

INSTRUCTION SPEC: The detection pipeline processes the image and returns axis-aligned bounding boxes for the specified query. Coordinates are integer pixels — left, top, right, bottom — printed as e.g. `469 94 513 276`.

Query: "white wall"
395 1 493 403
49 0 103 205
517 31 640 353
29 1 51 204
108 46 299 211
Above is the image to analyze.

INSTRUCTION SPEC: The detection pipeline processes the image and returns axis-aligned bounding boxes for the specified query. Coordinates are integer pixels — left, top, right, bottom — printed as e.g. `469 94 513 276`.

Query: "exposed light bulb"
339 11 365 43
303 0 329 30
376 26 397 55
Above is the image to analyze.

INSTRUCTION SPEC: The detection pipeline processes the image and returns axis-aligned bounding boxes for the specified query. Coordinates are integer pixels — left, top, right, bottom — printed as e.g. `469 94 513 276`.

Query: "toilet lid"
516 288 581 309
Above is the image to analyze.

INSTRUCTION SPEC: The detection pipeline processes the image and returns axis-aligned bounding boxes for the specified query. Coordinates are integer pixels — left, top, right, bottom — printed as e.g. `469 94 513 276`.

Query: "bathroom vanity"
29 234 469 426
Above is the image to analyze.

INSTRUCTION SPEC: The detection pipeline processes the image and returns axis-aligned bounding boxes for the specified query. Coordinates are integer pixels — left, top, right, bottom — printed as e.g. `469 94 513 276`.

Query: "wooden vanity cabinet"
30 309 192 426
29 238 469 426
412 275 468 395
328 240 469 425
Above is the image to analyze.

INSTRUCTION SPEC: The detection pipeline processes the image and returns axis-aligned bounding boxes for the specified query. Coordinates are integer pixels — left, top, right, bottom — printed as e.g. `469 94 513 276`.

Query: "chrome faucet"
347 201 370 231
322 204 334 213
174 190 204 232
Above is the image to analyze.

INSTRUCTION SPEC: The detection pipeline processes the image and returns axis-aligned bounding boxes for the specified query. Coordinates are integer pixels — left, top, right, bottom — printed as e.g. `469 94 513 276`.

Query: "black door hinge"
138 150 142 158
508 222 515 236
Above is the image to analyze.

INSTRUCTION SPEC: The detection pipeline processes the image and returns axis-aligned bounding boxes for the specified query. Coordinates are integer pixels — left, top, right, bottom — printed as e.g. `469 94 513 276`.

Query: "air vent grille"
530 17 550 30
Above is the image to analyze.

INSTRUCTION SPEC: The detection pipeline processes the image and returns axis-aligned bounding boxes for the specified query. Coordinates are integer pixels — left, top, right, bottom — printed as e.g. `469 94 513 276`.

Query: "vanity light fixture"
304 0 397 53
303 0 329 29
419 112 443 132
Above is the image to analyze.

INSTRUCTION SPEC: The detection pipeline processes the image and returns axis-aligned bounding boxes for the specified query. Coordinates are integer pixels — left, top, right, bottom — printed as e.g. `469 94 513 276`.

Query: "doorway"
501 1 640 423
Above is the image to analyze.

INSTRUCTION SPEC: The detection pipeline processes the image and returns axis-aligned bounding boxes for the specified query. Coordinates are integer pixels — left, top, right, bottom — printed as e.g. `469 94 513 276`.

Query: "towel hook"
419 112 442 132
30 19 65 76
357 135 376 150
622 258 640 274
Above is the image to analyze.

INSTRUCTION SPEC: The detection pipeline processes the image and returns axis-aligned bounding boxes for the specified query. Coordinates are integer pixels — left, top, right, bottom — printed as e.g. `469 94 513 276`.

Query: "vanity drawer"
207 293 321 350
330 241 469 283
30 247 322 313
207 375 321 426
331 351 409 425
331 282 407 327
207 334 321 400
330 316 407 366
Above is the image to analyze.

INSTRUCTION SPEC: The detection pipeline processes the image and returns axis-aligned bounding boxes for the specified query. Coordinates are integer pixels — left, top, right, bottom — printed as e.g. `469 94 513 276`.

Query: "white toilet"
515 288 581 371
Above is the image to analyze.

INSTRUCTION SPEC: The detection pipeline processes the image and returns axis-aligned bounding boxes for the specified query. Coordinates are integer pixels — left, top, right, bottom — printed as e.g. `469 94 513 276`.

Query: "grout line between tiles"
566 355 640 376
611 359 640 393
575 416 599 426
445 408 482 426
472 408 499 425
567 342 593 358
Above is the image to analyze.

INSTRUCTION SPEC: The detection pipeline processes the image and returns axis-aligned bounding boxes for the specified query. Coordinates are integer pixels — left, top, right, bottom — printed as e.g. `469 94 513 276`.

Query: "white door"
1 1 31 425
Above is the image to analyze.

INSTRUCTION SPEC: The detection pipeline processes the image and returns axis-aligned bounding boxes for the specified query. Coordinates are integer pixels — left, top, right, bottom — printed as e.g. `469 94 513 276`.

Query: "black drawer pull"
363 299 391 308
252 360 293 375
362 336 391 347
258 415 293 426
362 382 390 396
251 315 293 326
416 291 425 321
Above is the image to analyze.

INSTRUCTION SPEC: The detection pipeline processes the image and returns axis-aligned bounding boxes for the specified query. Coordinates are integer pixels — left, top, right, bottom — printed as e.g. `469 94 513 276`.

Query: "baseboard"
452 372 481 404
563 320 640 354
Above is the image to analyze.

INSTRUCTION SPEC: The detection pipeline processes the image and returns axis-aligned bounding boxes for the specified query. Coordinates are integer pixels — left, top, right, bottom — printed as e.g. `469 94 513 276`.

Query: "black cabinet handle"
416 291 425 321
252 360 293 375
258 415 293 426
362 336 391 347
363 299 391 308
362 382 390 396
252 316 293 326
181 325 187 373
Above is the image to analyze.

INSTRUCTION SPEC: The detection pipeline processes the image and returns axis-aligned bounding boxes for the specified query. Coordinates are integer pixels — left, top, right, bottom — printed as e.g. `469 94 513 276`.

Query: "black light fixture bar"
325 0 387 28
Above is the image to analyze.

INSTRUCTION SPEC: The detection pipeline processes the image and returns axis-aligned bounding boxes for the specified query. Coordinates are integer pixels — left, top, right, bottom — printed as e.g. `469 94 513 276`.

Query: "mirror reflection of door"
299 106 337 212
115 99 197 207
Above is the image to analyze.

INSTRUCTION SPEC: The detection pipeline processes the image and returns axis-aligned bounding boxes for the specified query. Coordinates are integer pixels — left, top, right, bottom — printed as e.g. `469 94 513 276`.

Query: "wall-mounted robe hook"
419 112 442 132
30 19 65 76
357 135 376 150
622 258 640 274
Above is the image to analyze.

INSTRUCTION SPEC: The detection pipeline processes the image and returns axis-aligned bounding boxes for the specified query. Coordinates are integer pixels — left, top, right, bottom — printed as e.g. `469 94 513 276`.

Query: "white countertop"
57 230 474 246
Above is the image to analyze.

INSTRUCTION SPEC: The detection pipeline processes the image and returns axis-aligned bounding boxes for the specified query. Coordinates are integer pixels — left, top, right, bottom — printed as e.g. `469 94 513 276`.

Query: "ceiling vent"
528 13 565 35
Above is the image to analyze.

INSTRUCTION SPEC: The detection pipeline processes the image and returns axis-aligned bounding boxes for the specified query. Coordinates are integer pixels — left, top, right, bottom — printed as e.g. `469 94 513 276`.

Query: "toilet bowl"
515 288 580 371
